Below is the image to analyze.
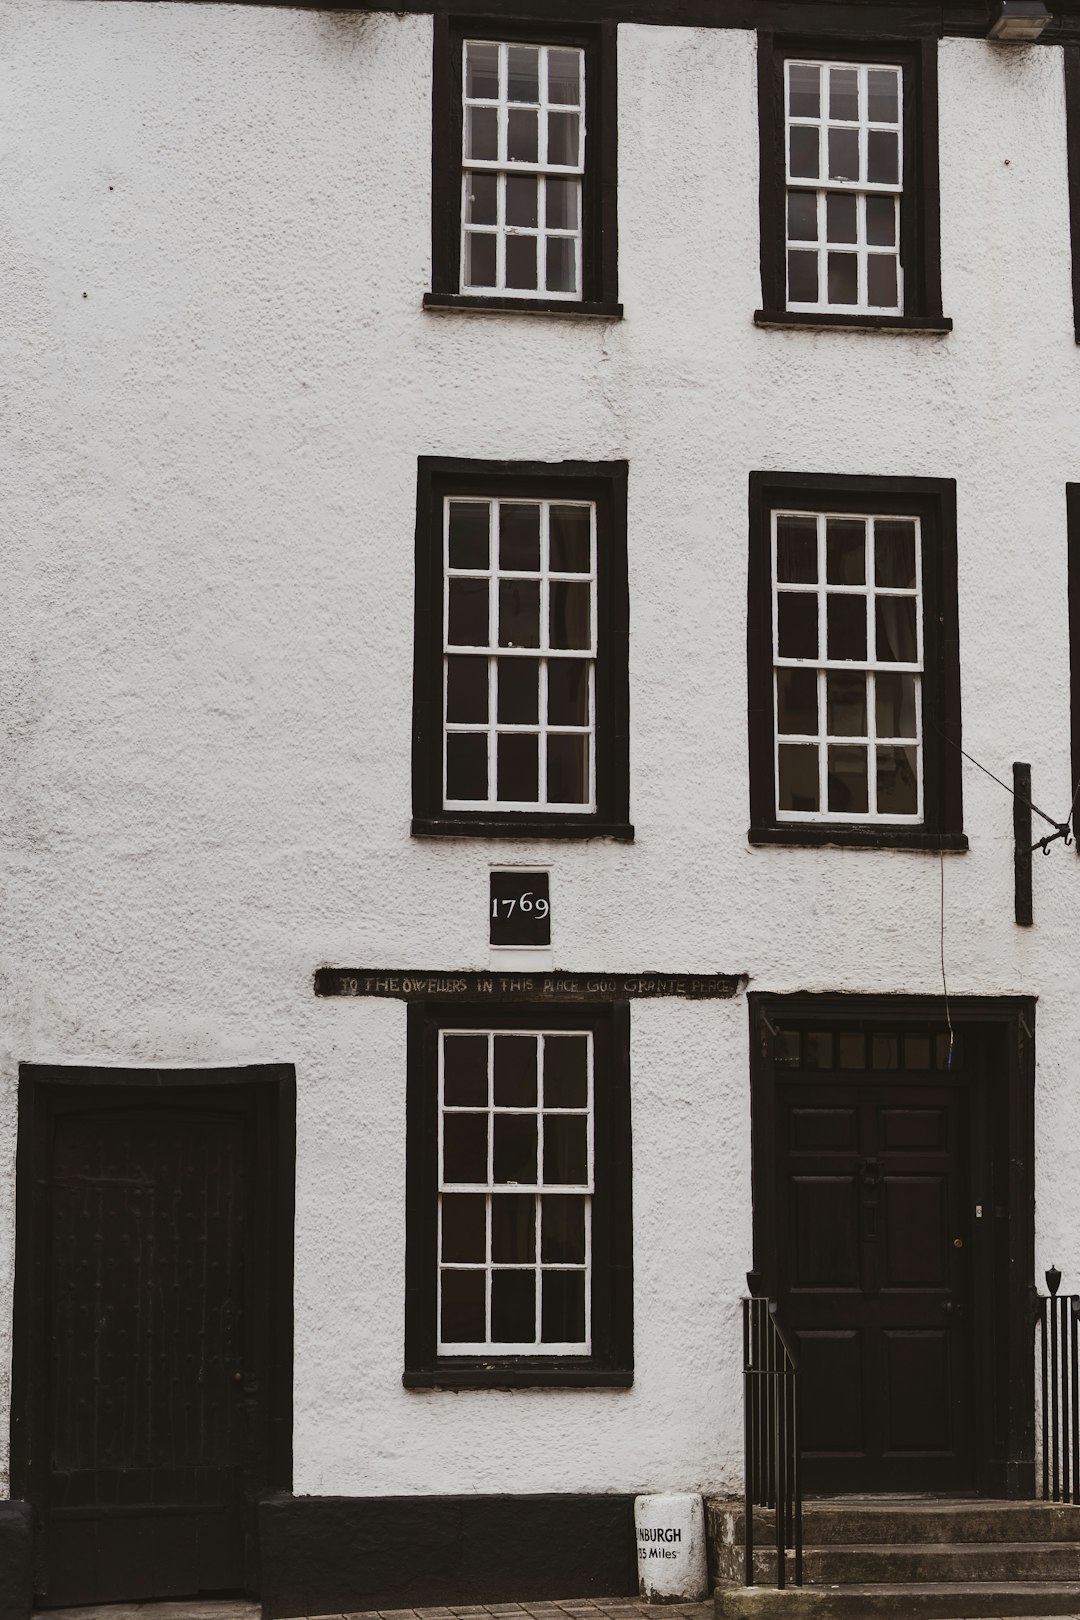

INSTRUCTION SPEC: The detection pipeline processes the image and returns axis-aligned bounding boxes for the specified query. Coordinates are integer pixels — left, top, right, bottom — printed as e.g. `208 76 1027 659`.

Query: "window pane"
549 582 591 649
464 231 497 288
491 1193 536 1262
829 66 859 121
547 734 589 803
906 1035 931 1070
788 63 820 118
827 744 869 813
866 194 897 246
547 48 582 106
493 1035 537 1106
542 1270 586 1344
827 594 867 661
828 127 859 182
505 233 538 290
788 190 818 242
547 659 589 726
826 192 857 244
444 1037 488 1104
775 1029 801 1066
547 111 580 166
507 107 538 163
550 506 591 572
447 656 489 723
872 1034 900 1071
776 668 818 736
496 657 539 724
875 671 918 739
777 593 819 659
443 1114 489 1183
506 174 538 227
875 520 917 587
542 1193 586 1262
491 1270 535 1343
877 744 919 815
867 129 899 185
543 1036 588 1107
448 502 490 569
778 744 819 812
465 42 500 100
507 45 539 103
868 68 900 123
776 515 818 582
827 252 858 305
826 672 867 736
875 597 918 663
446 732 488 801
826 518 865 583
544 1115 588 1184
837 1032 867 1069
789 124 820 179
441 1270 485 1343
497 731 539 801
546 177 580 230
787 250 819 303
465 173 498 224
500 505 541 571
805 1031 834 1069
498 580 541 647
546 237 576 294
867 254 898 309
448 578 490 646
467 105 499 162
493 1113 537 1184
442 1194 486 1262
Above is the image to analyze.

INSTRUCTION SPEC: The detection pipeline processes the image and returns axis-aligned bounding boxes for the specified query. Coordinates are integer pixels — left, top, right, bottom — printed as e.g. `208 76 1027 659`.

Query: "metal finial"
1047 1265 1062 1297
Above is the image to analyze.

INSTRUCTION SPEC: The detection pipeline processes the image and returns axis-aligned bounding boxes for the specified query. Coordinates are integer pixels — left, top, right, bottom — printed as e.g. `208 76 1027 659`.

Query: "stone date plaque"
489 870 551 948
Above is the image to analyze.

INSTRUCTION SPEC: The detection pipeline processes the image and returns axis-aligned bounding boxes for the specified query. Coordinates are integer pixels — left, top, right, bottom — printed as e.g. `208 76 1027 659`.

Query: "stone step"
714 1578 1080 1618
748 1540 1080 1583
707 1496 1080 1547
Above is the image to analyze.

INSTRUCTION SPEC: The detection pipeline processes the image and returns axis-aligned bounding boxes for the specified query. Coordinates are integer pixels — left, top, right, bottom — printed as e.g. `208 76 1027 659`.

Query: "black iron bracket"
1013 762 1074 926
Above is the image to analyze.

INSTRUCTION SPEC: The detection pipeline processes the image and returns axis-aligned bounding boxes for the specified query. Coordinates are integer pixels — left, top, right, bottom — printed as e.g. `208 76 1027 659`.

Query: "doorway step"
707 1497 1080 1617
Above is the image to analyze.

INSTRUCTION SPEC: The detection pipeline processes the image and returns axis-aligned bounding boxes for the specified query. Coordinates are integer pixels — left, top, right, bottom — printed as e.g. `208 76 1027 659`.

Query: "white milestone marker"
634 1492 708 1601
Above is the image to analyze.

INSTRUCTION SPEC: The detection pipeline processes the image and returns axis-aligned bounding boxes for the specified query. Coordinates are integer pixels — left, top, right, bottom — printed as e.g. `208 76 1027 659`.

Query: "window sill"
748 825 968 852
755 309 953 335
404 1362 634 1391
412 816 634 842
424 292 624 321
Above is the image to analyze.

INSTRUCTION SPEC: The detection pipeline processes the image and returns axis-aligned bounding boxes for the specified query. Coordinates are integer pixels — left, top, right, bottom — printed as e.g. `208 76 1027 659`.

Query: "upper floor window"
426 21 620 319
756 37 949 332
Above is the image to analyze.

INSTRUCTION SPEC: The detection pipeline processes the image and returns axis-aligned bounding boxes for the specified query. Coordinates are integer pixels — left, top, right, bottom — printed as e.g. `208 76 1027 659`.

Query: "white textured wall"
2 3 1079 1499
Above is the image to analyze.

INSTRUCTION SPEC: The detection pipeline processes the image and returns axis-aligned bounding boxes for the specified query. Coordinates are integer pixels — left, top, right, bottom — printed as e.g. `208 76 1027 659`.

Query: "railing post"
744 1298 754 1587
1041 1294 1050 1500
1071 1299 1080 1505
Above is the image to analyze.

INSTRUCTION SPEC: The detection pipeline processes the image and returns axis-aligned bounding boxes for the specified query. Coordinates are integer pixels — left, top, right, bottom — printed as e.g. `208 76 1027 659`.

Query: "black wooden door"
776 1069 974 1492
34 1084 274 1605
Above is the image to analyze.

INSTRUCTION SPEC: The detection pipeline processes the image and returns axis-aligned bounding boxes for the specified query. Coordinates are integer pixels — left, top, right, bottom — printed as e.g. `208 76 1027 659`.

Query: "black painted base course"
0 1502 33 1620
257 1493 638 1619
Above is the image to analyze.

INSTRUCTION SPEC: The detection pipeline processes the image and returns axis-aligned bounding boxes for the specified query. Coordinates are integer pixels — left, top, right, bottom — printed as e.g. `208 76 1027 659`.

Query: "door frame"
10 1063 296 1598
749 993 1035 1499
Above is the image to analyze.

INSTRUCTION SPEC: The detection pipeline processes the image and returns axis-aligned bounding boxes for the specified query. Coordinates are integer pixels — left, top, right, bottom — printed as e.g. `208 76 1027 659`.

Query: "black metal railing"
1038 1265 1080 1503
743 1276 802 1589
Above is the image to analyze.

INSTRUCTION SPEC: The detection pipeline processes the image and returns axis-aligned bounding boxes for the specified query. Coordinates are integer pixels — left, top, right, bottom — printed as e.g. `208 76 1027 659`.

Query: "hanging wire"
931 724 1076 851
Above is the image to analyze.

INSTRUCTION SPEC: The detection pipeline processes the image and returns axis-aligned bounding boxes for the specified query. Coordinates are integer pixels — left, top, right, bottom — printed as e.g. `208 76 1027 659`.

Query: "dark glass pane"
550 506 591 572
829 66 859 121
867 129 899 185
507 45 539 103
875 520 917 587
827 252 858 305
467 105 499 162
497 658 539 724
500 504 541 572
543 1035 588 1107
837 1032 867 1069
906 1035 931 1070
491 1193 536 1262
491 1270 536 1343
493 1034 537 1106
442 1194 486 1261
826 519 865 584
547 48 582 106
448 578 490 646
827 594 867 660
877 744 919 815
875 597 917 663
826 191 857 244
506 234 538 290
775 1029 801 1066
866 194 897 246
872 1034 899 1071
828 127 859 182
826 672 867 736
544 1115 588 1185
776 515 818 582
507 107 539 163
506 174 538 227
776 667 818 735
440 1270 485 1343
546 734 589 804
499 579 541 647
788 190 818 242
541 1270 586 1344
542 1194 586 1262
465 41 500 100
868 68 900 122
547 111 579 166
827 744 869 813
546 178 579 229
444 1034 489 1105
493 1113 537 1184
875 671 918 740
787 63 820 118
497 732 539 801
789 124 820 179
465 173 497 225
804 1030 834 1069
443 1114 489 1184
446 732 488 801
447 656 489 724
788 250 818 303
867 254 898 309
777 593 818 659
464 231 497 288
449 502 490 570
546 237 575 294
778 744 819 812
547 659 589 726
550 581 591 649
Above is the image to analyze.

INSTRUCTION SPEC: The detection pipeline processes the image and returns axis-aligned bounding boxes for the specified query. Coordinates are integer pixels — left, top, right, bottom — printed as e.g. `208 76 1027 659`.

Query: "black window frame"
412 456 632 841
748 471 965 850
425 14 621 320
403 999 634 1390
756 32 950 333
1068 485 1080 831
1066 47 1080 344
